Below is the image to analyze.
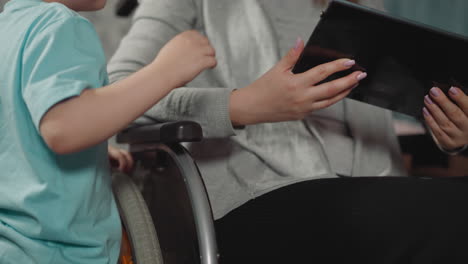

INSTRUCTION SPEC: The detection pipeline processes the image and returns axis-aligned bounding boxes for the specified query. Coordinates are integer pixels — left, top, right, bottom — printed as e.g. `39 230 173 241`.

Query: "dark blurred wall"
384 0 468 125
0 0 6 11
384 0 468 37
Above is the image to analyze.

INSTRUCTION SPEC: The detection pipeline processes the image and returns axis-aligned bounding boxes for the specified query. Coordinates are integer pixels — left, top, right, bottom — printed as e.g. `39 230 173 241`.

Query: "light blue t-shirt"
0 0 121 263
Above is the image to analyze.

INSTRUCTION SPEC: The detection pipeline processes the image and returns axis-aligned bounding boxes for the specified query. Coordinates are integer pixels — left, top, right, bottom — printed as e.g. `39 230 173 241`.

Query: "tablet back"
292 0 468 119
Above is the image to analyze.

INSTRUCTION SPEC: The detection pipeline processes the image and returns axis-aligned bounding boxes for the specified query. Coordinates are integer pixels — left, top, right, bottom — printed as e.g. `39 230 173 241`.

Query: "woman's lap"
215 176 468 264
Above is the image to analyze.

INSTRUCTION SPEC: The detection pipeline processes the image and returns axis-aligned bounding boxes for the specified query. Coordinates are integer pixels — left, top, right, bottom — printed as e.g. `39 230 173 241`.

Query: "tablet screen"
292 0 468 119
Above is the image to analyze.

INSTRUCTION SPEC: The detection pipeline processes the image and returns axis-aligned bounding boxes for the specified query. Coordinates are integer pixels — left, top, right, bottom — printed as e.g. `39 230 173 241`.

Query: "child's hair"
314 0 359 6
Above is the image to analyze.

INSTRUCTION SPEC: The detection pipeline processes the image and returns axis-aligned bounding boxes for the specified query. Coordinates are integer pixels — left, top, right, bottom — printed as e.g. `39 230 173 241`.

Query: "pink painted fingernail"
424 95 433 105
294 37 302 51
423 107 431 117
356 72 367 81
449 86 459 96
430 87 439 97
343 60 355 67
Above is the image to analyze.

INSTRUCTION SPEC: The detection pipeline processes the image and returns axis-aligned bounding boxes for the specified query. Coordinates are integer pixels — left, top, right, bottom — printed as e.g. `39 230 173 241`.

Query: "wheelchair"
112 2 219 260
112 120 219 264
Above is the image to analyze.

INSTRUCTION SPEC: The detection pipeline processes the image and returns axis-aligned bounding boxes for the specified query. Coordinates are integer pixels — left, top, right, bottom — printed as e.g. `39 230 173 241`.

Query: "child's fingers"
108 145 134 173
203 46 216 56
120 150 134 172
202 56 217 69
424 94 462 138
113 154 126 172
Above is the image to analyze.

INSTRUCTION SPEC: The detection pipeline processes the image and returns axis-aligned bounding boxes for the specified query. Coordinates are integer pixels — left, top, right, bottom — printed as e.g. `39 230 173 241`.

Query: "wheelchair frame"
115 121 219 264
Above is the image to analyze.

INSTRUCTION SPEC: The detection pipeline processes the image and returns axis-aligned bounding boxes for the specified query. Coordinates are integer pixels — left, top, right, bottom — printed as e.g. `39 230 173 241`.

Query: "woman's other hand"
229 38 366 126
153 30 217 88
108 145 134 173
423 86 468 151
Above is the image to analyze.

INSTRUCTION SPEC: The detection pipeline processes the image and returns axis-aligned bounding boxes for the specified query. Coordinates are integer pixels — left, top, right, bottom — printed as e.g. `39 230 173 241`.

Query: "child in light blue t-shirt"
0 0 217 263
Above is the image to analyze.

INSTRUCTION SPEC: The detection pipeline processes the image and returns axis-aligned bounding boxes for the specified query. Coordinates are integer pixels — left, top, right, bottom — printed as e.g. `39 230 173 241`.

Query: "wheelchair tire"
112 172 164 264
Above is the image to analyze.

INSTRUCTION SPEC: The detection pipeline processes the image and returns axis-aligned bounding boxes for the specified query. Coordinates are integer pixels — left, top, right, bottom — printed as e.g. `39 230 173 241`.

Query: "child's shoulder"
29 2 93 35
9 1 101 62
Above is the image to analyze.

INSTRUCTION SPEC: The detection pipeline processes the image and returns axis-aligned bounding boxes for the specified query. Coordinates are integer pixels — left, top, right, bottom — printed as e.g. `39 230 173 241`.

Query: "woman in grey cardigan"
108 0 468 262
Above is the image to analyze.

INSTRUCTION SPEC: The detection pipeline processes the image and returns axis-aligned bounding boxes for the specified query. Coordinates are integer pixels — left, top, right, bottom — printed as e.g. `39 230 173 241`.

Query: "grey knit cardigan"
108 0 406 219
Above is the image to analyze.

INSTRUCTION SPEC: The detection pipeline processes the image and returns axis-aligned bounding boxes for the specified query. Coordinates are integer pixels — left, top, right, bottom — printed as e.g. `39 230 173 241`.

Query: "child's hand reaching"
39 31 216 155
153 30 217 87
108 145 134 173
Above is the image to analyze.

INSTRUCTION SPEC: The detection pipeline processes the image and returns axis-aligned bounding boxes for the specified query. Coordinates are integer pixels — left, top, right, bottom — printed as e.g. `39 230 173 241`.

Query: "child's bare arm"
39 30 216 154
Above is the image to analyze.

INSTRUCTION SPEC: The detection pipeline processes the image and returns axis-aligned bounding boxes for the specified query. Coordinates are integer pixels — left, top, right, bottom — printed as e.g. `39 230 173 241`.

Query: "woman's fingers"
423 107 456 149
428 87 468 129
424 93 461 137
310 84 355 111
447 86 468 116
423 107 463 149
307 70 365 102
298 58 358 86
234 50 368 124
423 86 468 150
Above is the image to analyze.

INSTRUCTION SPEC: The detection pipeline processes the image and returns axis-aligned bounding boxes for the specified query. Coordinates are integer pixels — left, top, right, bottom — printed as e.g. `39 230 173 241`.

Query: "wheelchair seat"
113 120 219 264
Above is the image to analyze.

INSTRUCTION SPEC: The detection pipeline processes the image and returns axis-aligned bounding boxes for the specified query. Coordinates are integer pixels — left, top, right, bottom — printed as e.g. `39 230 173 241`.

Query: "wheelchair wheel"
112 172 164 264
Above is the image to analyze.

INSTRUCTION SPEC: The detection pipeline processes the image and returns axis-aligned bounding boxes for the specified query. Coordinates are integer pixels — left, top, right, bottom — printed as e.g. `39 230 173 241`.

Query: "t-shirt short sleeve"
21 15 108 131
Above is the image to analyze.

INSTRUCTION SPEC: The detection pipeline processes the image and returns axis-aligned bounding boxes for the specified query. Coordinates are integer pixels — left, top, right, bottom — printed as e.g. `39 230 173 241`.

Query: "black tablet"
292 0 468 119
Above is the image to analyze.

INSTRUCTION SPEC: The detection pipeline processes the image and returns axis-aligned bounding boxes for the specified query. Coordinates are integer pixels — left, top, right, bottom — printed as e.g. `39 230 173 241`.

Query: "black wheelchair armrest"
116 121 203 144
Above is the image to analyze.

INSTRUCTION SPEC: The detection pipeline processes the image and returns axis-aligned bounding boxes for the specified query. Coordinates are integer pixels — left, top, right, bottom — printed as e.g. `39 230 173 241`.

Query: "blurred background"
2 0 468 176
1 0 466 62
